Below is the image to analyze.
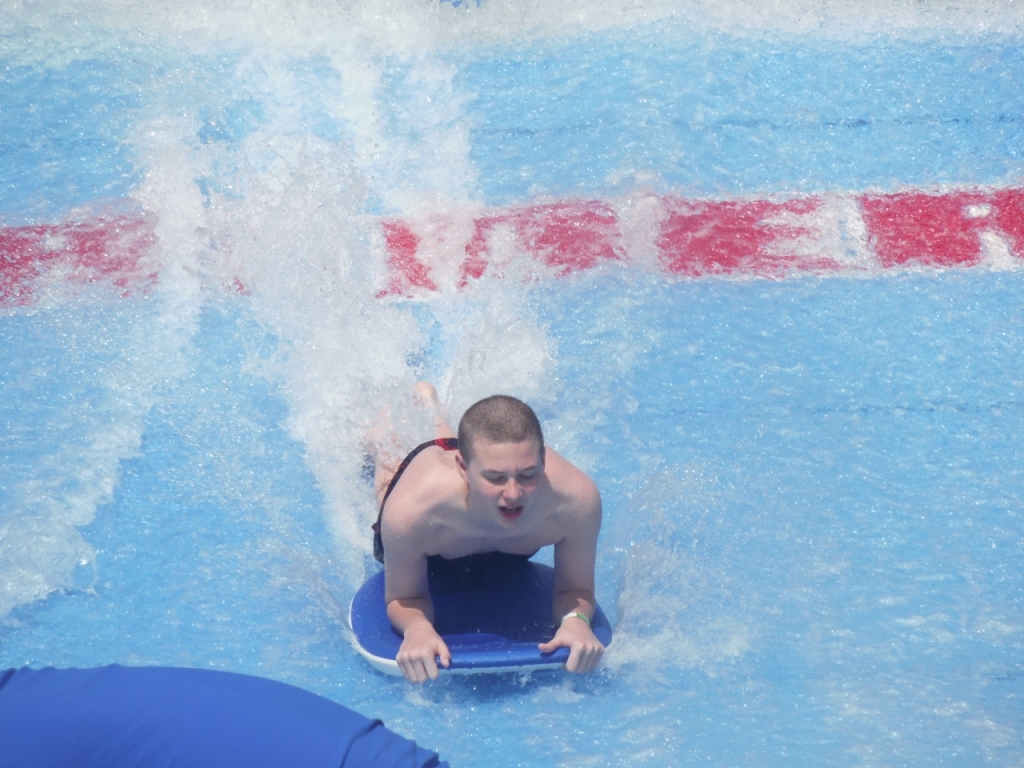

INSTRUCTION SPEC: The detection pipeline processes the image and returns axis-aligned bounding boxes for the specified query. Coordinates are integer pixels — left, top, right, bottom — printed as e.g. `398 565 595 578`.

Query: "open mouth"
499 505 523 521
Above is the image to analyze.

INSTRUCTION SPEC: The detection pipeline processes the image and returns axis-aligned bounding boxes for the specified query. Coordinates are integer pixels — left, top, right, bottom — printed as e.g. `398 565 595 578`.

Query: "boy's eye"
482 469 538 484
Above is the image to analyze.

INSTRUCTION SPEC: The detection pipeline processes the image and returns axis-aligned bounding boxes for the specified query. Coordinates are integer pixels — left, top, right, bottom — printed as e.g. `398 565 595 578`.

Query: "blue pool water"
2 2 1024 765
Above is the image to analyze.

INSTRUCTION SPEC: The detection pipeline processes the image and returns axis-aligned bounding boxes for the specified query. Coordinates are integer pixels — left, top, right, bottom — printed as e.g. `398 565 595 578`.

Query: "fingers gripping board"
350 554 612 675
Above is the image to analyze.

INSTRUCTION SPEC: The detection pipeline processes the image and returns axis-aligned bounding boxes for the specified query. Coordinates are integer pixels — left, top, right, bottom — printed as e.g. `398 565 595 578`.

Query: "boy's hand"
396 621 451 683
538 615 604 674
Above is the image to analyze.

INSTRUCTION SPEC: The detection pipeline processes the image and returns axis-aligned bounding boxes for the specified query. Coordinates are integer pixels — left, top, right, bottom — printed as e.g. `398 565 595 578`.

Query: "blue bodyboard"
350 554 612 675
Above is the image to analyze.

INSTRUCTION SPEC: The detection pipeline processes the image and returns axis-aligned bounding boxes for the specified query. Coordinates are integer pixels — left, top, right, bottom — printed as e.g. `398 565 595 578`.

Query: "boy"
372 384 604 683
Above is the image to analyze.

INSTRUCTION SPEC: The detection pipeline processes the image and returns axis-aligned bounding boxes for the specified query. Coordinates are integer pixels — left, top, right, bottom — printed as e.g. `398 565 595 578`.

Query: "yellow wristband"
560 611 591 628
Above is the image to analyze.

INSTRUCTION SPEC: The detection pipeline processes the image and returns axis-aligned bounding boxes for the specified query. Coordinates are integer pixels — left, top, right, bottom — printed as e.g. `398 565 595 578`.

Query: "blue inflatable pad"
0 665 447 768
350 554 612 675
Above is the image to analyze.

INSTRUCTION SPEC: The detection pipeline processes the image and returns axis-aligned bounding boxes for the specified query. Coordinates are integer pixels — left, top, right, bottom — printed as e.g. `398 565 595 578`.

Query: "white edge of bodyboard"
352 640 565 676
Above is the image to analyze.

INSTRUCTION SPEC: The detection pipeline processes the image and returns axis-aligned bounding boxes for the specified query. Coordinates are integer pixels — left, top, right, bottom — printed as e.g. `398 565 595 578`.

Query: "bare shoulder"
544 447 602 520
381 448 463 541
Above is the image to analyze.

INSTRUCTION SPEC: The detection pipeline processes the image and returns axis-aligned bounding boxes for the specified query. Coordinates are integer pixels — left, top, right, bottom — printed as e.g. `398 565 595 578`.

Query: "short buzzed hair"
457 395 544 463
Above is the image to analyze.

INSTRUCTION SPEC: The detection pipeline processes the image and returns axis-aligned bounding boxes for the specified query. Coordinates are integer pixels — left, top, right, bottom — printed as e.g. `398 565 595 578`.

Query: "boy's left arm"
538 478 604 674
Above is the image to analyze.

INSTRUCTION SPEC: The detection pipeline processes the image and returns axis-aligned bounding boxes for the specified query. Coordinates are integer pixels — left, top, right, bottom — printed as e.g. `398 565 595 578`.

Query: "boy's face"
457 439 544 525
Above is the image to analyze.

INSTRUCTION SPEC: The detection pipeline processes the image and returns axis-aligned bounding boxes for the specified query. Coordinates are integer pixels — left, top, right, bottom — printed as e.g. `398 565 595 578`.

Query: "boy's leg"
370 382 454 508
414 381 456 440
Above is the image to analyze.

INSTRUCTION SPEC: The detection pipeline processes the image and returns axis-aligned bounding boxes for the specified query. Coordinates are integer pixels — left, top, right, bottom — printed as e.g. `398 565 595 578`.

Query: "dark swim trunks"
371 437 533 583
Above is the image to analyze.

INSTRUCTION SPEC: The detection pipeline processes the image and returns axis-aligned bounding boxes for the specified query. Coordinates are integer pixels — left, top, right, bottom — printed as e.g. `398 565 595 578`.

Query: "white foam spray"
0 123 205 620
2 0 1021 630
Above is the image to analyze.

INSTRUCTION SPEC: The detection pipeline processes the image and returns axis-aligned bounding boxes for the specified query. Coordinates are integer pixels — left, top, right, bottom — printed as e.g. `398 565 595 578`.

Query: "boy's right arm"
383 516 451 683
386 595 451 682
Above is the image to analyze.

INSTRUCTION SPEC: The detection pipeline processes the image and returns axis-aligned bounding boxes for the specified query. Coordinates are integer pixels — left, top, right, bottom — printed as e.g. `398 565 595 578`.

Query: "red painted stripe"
1 213 157 307
379 220 436 296
657 196 841 277
859 191 987 268
381 200 624 296
860 188 1024 268
381 187 1024 294
508 201 624 273
6 187 1022 305
989 188 1024 255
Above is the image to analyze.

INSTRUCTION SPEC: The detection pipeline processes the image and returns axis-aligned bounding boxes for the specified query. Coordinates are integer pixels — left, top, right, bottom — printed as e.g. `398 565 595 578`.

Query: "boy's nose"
503 480 523 500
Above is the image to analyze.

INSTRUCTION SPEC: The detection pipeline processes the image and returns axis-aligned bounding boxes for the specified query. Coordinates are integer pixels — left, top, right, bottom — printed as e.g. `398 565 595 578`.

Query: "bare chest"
424 516 559 560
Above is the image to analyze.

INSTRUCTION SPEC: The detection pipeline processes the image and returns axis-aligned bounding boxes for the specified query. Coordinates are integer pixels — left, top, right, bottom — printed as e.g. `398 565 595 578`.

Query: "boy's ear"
455 452 469 480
